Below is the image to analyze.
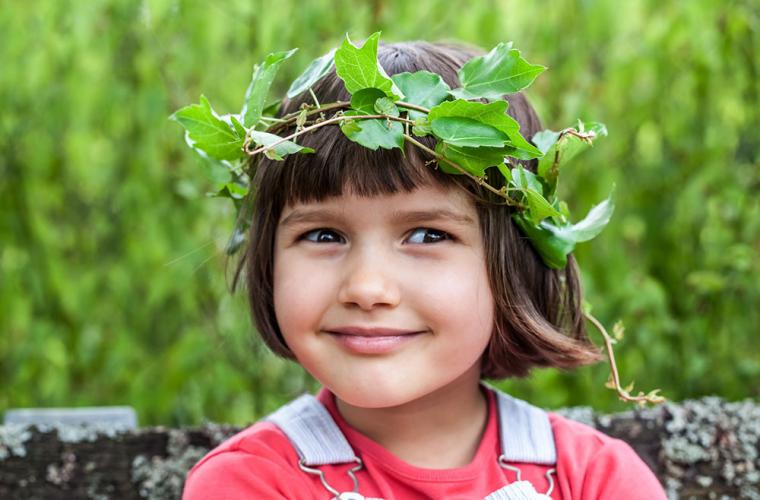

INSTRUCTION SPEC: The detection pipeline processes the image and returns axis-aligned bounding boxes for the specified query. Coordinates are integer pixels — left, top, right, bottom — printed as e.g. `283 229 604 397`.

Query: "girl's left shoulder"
547 412 667 499
548 412 622 455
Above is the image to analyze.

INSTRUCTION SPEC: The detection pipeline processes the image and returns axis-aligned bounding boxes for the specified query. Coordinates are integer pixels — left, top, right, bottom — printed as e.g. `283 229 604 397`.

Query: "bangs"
255 125 459 207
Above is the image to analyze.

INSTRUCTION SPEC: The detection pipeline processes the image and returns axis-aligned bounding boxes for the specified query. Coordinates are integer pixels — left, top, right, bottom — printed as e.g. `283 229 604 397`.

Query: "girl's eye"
301 228 344 244
406 228 452 244
299 228 451 245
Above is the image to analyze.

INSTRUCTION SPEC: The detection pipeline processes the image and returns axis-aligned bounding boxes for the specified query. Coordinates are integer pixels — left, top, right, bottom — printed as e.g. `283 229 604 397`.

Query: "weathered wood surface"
1 397 758 499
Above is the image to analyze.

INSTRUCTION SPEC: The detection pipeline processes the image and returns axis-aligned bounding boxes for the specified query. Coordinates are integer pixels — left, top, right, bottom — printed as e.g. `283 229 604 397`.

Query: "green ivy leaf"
350 88 399 117
287 48 336 98
179 129 241 193
450 42 546 100
412 116 432 137
435 142 511 176
535 121 608 189
228 114 247 137
249 130 315 161
512 214 576 269
429 99 542 159
374 97 399 117
509 166 561 224
346 89 401 149
242 49 298 128
340 111 404 150
334 32 404 100
511 166 544 194
532 129 562 155
340 120 362 136
505 129 544 160
262 100 282 118
171 95 246 161
431 117 509 147
496 162 512 182
548 195 615 243
391 71 451 120
351 88 387 114
512 193 614 268
523 188 562 224
208 182 249 200
202 155 235 186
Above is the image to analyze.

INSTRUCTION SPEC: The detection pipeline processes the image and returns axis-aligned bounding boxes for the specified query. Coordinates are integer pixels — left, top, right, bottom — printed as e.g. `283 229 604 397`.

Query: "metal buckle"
498 454 556 496
298 457 365 499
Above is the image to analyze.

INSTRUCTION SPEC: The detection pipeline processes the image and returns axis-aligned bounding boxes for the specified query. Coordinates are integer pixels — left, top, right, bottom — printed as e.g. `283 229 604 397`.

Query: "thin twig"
396 101 430 114
258 116 288 123
268 101 351 134
584 311 666 405
246 114 415 156
562 128 596 141
549 128 599 174
403 135 520 206
268 100 429 134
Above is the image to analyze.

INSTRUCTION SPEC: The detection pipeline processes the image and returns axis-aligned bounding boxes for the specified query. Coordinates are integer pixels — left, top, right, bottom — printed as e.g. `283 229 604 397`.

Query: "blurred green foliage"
1 0 758 426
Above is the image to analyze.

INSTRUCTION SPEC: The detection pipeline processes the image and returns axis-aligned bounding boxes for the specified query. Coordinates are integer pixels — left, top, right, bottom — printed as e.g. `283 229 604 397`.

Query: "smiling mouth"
324 329 425 354
326 326 423 336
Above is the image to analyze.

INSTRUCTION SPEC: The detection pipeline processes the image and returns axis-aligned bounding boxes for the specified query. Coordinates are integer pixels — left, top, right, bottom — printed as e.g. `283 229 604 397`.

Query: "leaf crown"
171 32 613 270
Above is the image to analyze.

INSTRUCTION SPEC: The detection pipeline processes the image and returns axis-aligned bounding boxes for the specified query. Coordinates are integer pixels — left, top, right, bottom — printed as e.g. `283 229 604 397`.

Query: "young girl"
182 41 667 499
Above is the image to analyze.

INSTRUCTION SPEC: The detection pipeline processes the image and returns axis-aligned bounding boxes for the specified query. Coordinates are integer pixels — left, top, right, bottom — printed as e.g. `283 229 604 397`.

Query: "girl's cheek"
275 256 335 303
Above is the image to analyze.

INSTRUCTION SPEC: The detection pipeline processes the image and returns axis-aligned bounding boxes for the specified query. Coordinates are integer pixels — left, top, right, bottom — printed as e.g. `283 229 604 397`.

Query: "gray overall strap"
494 390 557 464
483 388 557 499
266 393 357 466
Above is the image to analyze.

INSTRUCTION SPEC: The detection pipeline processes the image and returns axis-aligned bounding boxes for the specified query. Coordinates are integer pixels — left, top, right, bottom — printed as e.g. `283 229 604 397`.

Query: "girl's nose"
337 255 401 310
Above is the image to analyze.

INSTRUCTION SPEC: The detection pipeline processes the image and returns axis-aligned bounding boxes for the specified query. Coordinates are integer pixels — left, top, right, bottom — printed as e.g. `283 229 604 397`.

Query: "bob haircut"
234 40 602 379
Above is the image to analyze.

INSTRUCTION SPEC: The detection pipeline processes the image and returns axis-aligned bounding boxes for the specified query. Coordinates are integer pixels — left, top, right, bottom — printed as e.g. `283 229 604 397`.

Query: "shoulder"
549 412 614 457
549 413 667 499
182 421 311 500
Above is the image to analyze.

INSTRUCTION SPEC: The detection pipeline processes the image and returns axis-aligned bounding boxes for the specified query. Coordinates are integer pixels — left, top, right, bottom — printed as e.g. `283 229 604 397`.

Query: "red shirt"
184 388 666 499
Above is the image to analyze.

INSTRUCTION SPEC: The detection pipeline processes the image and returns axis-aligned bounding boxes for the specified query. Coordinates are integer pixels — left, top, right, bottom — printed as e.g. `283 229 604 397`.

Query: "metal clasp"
298 457 365 499
498 454 556 496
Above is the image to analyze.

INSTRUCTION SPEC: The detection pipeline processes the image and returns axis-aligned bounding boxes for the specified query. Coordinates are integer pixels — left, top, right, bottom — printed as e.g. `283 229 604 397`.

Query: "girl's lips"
326 330 425 354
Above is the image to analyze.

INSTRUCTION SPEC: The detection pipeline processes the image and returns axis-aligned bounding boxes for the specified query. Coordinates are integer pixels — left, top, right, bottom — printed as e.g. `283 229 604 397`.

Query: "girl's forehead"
279 184 477 220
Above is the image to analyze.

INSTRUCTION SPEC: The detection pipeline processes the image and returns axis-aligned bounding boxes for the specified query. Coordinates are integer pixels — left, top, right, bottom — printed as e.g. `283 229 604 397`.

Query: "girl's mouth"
324 327 426 354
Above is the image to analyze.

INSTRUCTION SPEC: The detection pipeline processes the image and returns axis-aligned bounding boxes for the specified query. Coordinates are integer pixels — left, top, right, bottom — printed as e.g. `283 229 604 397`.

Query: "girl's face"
273 184 494 409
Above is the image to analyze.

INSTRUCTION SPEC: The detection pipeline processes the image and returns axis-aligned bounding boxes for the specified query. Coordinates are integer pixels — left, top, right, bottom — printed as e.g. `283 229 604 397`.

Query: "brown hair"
234 40 601 379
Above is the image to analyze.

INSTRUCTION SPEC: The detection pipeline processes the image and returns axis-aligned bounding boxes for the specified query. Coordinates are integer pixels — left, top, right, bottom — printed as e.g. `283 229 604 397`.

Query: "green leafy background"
1 0 758 426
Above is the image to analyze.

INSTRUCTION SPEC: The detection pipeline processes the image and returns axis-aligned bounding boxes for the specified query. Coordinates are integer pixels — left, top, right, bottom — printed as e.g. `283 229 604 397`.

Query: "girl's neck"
334 370 488 469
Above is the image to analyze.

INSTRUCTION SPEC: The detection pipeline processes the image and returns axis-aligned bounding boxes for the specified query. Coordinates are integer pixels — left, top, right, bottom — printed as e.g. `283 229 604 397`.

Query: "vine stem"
397 101 430 114
403 135 519 206
549 128 599 172
308 88 321 108
245 114 415 156
267 101 350 134
584 311 666 405
562 128 597 141
258 116 288 123
268 101 429 134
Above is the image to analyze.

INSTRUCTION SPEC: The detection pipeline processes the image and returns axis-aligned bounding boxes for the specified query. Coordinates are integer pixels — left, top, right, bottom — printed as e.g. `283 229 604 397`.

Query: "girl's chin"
330 383 425 410
327 365 483 411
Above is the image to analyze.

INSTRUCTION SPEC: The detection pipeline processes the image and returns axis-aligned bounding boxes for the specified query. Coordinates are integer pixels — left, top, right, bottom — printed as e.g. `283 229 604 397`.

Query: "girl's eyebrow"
279 208 475 228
